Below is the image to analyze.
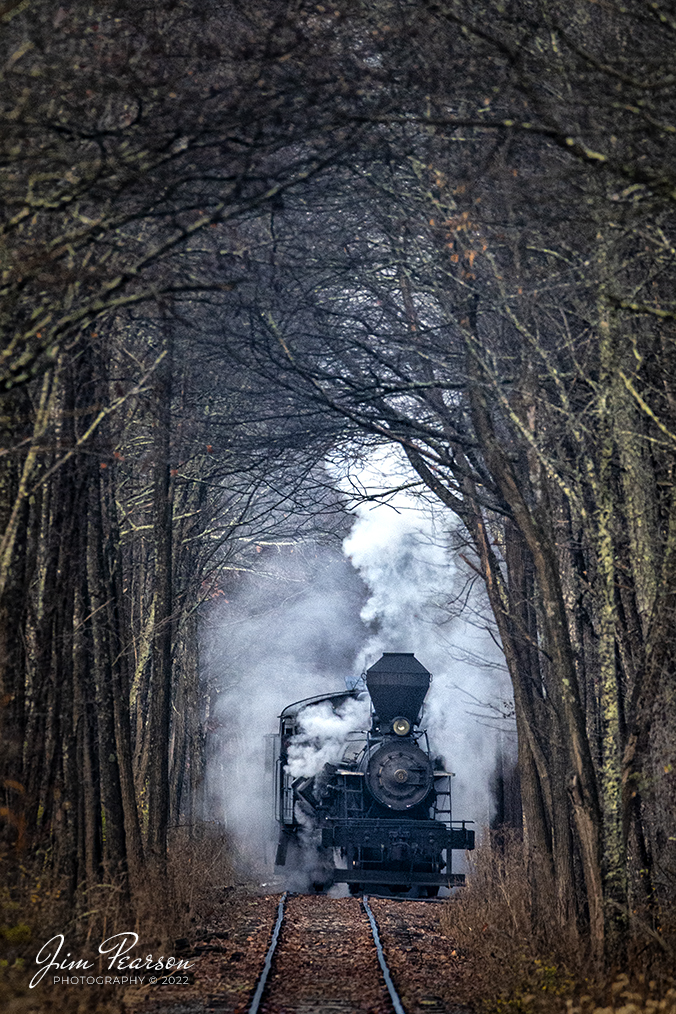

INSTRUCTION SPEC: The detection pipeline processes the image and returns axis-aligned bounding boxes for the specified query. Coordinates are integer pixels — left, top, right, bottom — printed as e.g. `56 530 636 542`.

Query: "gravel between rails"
257 894 393 1014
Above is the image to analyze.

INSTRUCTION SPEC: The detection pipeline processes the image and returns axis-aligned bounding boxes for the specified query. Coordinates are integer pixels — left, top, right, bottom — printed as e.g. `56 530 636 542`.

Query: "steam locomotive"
272 652 475 895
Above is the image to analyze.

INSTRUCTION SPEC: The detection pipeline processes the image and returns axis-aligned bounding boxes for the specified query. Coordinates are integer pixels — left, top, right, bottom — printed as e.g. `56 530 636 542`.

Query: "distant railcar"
272 652 474 895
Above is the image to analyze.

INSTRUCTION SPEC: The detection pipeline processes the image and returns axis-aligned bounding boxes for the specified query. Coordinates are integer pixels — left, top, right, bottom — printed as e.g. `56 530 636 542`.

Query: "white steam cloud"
340 446 513 838
204 444 515 883
201 552 368 873
286 696 370 778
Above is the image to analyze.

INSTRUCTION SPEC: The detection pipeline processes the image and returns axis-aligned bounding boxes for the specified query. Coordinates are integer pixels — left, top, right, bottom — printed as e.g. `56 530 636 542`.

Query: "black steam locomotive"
272 652 474 894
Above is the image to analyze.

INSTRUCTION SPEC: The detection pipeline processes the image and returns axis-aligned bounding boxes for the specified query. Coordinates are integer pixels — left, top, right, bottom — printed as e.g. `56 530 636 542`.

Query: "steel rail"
362 894 407 1014
247 891 287 1014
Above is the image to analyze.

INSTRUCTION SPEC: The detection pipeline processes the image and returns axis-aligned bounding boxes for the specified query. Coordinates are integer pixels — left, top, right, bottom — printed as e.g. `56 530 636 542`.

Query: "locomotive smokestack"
365 652 431 726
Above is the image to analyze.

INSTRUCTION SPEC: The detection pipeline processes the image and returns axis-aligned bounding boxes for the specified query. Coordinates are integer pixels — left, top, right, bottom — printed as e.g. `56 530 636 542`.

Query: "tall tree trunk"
147 333 174 866
595 304 628 959
100 459 144 884
466 337 605 959
73 543 103 892
86 480 128 881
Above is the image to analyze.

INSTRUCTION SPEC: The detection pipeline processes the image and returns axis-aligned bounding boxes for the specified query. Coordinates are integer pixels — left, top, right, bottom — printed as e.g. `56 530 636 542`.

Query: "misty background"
202 447 515 879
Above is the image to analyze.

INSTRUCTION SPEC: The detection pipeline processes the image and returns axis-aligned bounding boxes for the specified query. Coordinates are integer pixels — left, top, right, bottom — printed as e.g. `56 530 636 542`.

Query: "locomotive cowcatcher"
272 652 475 894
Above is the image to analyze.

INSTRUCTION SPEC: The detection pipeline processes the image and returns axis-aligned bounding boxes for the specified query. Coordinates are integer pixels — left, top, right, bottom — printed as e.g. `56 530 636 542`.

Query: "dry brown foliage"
442 831 676 1014
0 824 238 1012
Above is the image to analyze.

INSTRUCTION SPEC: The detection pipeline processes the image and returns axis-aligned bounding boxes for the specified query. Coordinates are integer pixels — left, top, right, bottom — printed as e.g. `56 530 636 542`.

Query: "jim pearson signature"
30 932 194 988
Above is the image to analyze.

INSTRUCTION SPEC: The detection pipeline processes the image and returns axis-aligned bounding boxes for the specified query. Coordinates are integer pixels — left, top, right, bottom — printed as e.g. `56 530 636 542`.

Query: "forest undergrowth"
0 824 237 1013
444 832 676 1014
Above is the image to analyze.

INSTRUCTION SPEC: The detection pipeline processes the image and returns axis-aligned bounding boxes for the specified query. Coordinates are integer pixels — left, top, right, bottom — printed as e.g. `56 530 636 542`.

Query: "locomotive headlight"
392 717 411 736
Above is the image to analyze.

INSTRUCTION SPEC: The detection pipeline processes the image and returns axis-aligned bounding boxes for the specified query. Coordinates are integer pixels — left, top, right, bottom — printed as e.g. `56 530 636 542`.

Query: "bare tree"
209 0 676 964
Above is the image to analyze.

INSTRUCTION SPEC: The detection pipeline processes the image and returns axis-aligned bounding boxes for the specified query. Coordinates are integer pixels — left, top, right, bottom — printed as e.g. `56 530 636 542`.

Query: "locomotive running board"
331 869 465 886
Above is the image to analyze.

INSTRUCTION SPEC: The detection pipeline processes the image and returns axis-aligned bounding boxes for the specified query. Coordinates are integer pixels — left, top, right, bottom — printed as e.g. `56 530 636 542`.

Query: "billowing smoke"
340 446 514 839
286 695 370 778
202 547 368 874
204 444 515 883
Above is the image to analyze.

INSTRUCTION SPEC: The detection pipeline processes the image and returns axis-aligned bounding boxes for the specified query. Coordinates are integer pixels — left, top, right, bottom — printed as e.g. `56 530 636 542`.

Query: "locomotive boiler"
272 652 475 895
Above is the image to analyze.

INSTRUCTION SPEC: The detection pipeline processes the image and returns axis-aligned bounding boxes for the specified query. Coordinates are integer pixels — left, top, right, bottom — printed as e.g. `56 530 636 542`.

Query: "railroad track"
247 893 458 1014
